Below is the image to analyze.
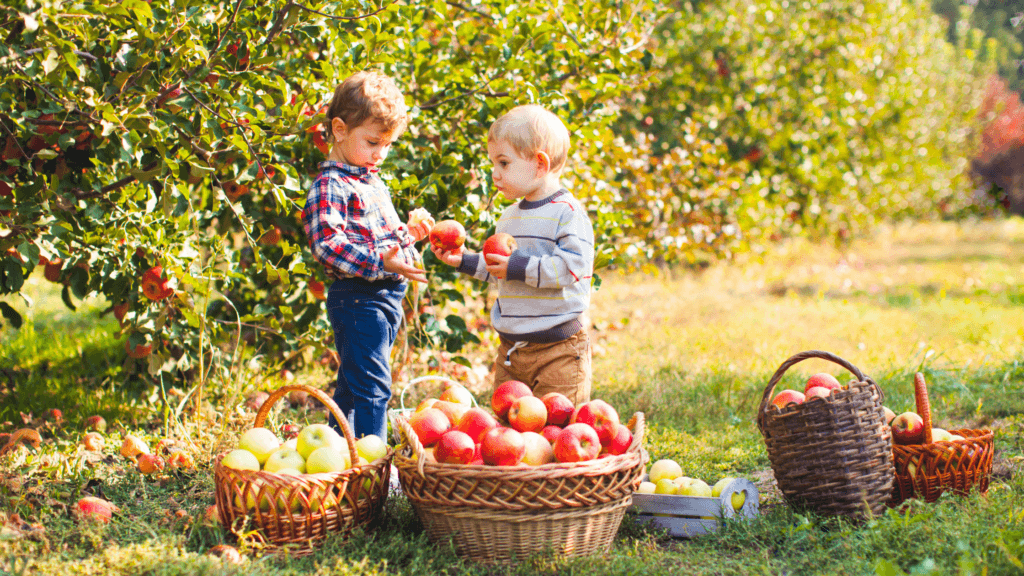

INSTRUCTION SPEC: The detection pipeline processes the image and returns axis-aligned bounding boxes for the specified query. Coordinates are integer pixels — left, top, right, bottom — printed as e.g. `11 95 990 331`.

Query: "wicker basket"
213 384 393 548
891 373 994 505
757 350 895 519
394 412 646 563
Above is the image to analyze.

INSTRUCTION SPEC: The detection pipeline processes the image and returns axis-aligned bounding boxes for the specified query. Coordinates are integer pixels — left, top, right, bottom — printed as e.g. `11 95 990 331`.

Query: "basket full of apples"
393 379 645 564
758 350 894 520
890 373 994 505
213 384 393 547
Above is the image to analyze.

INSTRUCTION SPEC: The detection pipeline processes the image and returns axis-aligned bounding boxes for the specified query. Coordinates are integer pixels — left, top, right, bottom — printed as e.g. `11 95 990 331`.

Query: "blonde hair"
325 70 409 139
488 105 570 172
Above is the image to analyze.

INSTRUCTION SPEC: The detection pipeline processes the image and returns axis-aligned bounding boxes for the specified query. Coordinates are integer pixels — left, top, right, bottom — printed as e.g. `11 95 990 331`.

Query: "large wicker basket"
891 373 994 505
394 412 646 563
757 351 894 519
213 384 393 548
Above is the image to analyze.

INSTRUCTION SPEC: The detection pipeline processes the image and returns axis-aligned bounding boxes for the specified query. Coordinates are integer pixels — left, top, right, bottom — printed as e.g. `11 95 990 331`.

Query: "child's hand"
382 246 427 283
485 254 509 280
431 244 464 268
407 208 434 243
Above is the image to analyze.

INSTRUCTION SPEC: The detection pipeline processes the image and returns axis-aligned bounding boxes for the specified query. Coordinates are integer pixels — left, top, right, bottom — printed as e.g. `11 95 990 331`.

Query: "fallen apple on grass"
84 415 107 432
74 496 119 523
137 453 166 475
82 432 104 451
120 434 150 459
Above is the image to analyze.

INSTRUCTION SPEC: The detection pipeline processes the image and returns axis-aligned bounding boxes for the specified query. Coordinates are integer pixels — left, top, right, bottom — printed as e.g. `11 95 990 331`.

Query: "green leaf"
0 302 22 329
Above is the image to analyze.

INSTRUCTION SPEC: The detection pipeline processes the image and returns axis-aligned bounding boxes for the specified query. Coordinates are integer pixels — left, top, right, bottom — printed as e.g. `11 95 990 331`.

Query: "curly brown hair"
324 70 409 139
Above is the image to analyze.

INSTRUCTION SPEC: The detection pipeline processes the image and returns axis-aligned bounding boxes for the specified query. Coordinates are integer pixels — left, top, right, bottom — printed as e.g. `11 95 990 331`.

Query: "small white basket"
386 375 478 444
630 477 759 537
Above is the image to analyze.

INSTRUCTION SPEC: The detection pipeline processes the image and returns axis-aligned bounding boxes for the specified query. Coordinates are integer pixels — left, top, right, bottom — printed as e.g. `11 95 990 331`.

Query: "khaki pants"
493 329 592 405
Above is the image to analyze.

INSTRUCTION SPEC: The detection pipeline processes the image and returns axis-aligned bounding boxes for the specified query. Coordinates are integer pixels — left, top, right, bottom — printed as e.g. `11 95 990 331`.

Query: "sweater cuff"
506 252 529 283
458 252 480 274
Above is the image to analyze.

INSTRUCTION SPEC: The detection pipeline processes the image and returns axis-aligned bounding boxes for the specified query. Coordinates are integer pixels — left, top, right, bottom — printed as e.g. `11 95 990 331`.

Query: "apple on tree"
140 266 174 300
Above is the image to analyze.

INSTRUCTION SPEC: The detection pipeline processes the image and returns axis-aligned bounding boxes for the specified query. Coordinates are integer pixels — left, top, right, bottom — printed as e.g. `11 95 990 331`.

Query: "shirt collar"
319 161 379 179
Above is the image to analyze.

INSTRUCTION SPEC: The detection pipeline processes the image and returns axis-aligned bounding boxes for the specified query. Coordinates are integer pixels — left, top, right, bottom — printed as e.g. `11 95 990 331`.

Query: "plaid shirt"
303 161 419 281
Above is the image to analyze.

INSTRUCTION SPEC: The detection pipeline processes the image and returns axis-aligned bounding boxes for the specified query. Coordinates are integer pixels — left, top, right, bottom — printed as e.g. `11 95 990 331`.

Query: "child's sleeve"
456 252 498 285
303 177 386 280
505 206 594 289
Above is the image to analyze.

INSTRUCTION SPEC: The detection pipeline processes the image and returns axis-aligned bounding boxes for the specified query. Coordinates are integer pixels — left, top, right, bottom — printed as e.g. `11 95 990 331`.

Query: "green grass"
2 218 1024 575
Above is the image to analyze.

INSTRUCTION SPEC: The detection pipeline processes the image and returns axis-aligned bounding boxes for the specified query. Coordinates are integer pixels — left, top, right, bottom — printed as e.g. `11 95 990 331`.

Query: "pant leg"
528 330 592 405
327 279 406 441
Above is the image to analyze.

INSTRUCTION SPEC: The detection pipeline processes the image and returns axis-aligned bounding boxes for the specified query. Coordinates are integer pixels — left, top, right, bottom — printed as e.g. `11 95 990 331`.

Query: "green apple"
677 478 712 497
355 434 388 463
221 449 260 471
305 487 338 512
636 481 657 494
654 478 678 495
295 424 344 460
238 427 281 465
282 437 298 451
305 446 350 474
648 459 683 484
931 427 954 442
264 447 306 473
711 477 734 497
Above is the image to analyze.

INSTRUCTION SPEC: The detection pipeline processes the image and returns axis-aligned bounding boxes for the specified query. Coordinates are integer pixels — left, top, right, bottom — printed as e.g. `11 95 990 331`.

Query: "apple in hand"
508 395 548 433
891 412 925 445
295 424 344 459
264 447 307 473
238 427 281 465
482 232 518 265
491 380 532 420
428 220 466 252
435 430 476 464
552 423 601 463
571 400 620 444
770 389 805 409
455 407 498 444
804 373 841 394
480 427 526 466
408 408 452 447
541 392 574 427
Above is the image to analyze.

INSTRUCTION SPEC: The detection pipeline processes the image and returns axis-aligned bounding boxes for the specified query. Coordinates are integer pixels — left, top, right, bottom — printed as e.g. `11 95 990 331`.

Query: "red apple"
260 226 283 246
408 408 451 447
432 400 469 427
470 443 484 465
804 386 832 400
415 398 439 413
84 415 107 432
540 425 562 445
439 383 474 406
309 279 326 300
43 258 63 282
882 406 896 426
140 266 174 300
74 496 119 523
541 392 574 427
491 380 532 420
434 430 476 464
552 423 601 463
804 373 841 394
112 302 129 325
770 389 805 409
480 427 526 466
508 395 547 433
455 407 498 444
602 423 632 456
428 220 466 252
482 232 518 265
166 450 195 470
571 399 620 445
46 408 63 424
125 339 153 359
137 453 165 475
521 431 555 465
891 412 925 445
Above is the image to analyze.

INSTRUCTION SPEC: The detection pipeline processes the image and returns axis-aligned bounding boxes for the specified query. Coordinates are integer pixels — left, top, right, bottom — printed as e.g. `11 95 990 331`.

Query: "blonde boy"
433 104 595 404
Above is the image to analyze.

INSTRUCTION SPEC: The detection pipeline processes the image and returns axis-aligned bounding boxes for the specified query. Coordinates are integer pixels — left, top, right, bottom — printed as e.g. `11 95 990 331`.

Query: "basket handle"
914 372 933 444
253 383 359 468
756 350 881 435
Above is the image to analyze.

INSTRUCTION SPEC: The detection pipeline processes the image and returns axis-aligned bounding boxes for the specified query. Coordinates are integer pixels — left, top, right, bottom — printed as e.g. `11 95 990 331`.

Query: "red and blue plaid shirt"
303 161 419 281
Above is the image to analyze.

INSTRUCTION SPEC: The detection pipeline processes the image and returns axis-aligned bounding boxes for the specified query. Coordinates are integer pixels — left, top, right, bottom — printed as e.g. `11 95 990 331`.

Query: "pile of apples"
636 458 747 511
770 372 844 409
407 380 633 466
221 424 388 476
886 407 972 476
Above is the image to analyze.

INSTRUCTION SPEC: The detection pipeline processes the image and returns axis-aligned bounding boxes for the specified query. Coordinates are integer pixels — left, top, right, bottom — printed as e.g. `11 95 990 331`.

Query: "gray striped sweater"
458 189 594 343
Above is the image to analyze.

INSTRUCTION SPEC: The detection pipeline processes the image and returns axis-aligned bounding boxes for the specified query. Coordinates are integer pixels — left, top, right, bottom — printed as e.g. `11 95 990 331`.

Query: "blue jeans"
326 277 406 442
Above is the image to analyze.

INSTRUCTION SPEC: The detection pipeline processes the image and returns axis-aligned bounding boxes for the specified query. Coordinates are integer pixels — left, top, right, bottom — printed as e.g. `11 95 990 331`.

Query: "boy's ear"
536 151 551 174
330 117 347 141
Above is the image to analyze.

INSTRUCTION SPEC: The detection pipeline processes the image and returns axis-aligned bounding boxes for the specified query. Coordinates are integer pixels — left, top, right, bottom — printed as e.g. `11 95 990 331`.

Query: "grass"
2 218 1023 575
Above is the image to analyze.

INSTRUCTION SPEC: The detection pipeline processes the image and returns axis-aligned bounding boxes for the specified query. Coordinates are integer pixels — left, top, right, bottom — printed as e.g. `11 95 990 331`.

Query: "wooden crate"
630 477 759 537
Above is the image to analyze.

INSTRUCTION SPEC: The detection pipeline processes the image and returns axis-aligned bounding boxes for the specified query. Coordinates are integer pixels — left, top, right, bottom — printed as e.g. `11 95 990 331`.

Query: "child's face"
487 139 544 201
329 119 397 169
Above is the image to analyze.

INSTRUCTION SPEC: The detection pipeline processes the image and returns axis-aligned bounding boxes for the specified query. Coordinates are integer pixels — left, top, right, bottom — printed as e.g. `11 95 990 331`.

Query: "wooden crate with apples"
631 476 759 538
